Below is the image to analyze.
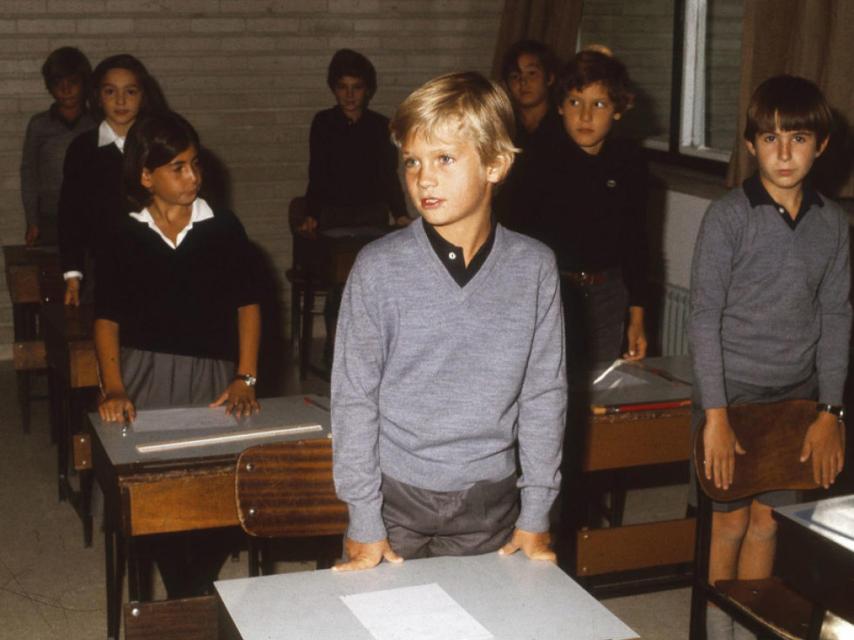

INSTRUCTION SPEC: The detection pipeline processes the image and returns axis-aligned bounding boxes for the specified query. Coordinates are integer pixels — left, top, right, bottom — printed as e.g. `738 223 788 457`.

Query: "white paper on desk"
341 583 493 640
129 406 240 433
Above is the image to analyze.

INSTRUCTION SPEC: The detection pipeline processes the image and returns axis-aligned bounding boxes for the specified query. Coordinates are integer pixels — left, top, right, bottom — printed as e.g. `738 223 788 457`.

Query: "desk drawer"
124 467 239 536
584 410 691 471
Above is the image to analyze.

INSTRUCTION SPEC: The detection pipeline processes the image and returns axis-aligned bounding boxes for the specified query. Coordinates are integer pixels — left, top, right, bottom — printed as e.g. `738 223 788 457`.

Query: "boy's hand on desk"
703 408 745 491
64 278 80 306
99 391 135 424
498 528 556 563
334 538 402 572
800 413 845 489
210 381 260 417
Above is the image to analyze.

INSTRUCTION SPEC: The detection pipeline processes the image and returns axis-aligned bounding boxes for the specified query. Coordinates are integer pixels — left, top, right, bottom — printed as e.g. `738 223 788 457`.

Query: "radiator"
659 283 690 356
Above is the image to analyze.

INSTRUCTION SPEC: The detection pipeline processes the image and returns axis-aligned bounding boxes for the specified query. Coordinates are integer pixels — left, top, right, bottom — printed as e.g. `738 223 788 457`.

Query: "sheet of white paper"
341 583 494 640
129 406 241 433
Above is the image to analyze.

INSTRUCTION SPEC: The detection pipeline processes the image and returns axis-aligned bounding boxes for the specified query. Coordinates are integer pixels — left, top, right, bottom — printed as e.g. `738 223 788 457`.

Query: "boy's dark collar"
743 173 822 229
743 172 822 212
422 217 496 287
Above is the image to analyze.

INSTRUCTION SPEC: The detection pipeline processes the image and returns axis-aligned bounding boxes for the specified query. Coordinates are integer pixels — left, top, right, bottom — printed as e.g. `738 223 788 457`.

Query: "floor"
0 352 691 639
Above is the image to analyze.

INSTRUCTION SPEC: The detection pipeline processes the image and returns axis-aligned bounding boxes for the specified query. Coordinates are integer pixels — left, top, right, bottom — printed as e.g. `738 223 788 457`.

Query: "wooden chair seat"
715 577 813 640
124 595 218 640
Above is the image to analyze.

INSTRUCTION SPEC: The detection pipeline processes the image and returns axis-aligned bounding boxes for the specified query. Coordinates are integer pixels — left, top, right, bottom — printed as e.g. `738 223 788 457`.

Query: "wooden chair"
123 595 218 640
285 196 328 377
235 438 348 576
689 399 826 640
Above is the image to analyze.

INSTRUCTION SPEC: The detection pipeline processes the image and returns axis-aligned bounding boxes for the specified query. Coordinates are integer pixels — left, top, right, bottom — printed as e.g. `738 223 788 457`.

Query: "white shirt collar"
98 120 126 152
129 198 214 249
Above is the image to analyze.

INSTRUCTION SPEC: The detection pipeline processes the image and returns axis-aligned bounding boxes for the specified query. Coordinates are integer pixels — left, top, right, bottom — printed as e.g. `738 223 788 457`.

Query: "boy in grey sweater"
332 71 567 571
689 75 850 639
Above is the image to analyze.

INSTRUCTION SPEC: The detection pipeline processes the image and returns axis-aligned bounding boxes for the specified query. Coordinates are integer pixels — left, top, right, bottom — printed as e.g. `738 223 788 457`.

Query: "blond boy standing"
332 72 567 571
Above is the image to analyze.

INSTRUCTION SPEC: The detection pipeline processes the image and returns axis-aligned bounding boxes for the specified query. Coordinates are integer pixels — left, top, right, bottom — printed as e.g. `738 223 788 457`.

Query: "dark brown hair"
123 112 200 211
326 49 377 100
89 53 169 122
41 46 91 91
500 39 558 84
555 49 634 113
744 75 833 144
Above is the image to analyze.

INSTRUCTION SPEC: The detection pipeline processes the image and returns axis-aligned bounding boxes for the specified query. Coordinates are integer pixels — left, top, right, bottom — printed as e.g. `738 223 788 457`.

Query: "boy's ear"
745 139 757 158
486 153 512 184
816 136 830 158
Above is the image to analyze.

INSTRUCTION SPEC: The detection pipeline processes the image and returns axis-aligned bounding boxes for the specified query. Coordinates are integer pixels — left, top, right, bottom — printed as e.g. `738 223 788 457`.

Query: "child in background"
689 75 849 640
20 47 95 246
495 39 564 231
58 53 168 306
529 49 648 369
301 48 408 232
332 72 566 571
95 112 261 596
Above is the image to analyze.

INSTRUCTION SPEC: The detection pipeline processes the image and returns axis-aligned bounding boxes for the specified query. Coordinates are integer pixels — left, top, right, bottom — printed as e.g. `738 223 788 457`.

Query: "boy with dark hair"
528 48 649 367
689 74 849 640
331 71 567 571
20 46 94 245
495 39 563 230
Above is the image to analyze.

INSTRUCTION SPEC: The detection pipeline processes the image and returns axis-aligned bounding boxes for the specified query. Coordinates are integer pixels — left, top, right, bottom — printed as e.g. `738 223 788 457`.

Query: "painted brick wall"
0 0 503 355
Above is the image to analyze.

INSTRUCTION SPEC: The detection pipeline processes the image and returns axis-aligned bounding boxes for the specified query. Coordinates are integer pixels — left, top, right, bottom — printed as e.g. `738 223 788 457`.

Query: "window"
578 0 744 166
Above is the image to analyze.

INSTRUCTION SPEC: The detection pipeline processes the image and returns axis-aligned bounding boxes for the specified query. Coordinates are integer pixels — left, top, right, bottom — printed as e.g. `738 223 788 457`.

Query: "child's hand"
99 390 135 424
64 278 80 306
210 380 260 417
703 408 746 490
394 215 412 227
800 412 845 489
498 528 556 563
298 215 318 234
333 537 402 572
623 307 647 360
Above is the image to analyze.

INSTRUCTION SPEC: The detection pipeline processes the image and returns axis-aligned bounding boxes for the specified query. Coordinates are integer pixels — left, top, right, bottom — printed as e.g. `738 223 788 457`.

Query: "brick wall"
0 0 503 356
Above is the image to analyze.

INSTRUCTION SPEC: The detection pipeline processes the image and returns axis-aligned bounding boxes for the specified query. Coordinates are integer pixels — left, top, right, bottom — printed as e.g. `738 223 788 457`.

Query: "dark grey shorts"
689 373 817 512
381 473 519 559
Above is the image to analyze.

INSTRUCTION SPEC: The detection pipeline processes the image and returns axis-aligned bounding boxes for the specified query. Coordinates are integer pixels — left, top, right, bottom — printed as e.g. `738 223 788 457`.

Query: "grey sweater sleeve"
515 253 567 532
688 201 733 409
331 256 387 543
20 115 40 226
816 211 852 405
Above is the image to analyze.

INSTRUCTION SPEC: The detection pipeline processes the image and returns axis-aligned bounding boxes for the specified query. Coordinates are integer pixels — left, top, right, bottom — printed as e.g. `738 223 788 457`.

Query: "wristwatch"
234 373 257 388
816 403 845 421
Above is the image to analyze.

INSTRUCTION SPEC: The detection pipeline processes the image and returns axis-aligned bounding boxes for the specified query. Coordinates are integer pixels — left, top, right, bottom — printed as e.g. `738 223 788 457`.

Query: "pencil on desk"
590 399 691 415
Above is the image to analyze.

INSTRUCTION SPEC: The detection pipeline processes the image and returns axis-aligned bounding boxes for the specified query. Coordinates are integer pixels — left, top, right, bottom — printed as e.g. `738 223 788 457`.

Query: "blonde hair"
390 71 518 167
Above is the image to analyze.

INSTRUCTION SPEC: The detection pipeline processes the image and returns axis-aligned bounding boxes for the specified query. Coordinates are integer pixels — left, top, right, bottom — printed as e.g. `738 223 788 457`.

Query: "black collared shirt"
423 219 496 287
743 172 823 230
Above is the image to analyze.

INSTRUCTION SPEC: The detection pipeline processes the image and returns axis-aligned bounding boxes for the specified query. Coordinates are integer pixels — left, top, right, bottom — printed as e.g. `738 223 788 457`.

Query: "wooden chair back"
693 399 820 502
124 595 218 640
235 438 348 538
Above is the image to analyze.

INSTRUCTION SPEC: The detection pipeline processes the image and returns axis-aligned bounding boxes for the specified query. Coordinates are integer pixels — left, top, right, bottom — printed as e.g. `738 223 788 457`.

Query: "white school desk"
215 553 638 640
773 494 854 633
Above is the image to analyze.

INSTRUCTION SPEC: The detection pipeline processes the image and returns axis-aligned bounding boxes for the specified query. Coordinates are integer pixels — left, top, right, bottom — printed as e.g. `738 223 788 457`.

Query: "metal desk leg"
104 527 126 640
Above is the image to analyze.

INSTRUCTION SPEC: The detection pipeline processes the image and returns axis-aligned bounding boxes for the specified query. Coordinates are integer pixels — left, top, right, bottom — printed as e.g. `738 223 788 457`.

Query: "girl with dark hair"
58 53 169 305
94 111 261 598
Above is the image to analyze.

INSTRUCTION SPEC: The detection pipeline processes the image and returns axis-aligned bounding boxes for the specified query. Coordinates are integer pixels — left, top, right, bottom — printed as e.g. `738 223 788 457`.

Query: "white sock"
706 605 734 640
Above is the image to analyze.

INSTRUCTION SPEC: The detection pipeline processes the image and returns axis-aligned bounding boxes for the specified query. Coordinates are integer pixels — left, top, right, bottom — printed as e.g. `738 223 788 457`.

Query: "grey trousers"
381 473 519 559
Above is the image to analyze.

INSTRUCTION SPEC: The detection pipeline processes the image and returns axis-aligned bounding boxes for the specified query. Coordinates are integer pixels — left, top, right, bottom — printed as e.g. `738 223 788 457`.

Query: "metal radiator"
659 283 690 356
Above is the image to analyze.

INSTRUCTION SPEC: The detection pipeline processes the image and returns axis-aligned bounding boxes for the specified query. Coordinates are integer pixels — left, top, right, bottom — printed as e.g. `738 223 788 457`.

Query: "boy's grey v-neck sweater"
689 184 851 409
332 218 567 543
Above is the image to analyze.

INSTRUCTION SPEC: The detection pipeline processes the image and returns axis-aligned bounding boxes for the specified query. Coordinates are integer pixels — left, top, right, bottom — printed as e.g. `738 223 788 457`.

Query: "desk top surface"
774 494 854 554
588 355 692 408
3 243 58 266
90 395 331 470
215 553 637 640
